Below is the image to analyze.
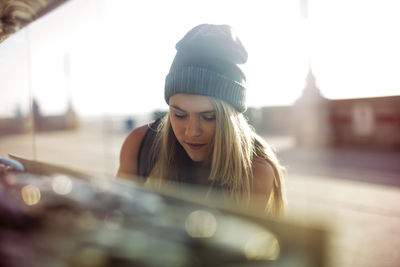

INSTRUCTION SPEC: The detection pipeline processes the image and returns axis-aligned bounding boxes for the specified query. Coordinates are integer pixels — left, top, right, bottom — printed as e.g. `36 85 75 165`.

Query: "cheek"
169 116 183 137
205 123 216 141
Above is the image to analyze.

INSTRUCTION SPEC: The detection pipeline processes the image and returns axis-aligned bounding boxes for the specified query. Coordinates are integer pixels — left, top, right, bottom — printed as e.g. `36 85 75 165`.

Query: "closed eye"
174 113 187 119
202 114 216 121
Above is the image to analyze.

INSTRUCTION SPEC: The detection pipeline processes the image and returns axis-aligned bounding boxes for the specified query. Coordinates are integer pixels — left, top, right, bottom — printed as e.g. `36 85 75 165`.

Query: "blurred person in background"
118 24 285 216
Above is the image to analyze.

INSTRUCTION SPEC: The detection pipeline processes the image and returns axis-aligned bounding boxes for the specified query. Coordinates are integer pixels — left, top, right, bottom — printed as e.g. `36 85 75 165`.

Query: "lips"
186 142 206 150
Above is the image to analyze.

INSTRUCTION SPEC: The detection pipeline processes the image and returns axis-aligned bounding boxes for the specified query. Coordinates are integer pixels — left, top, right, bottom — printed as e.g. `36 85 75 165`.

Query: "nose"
185 117 202 137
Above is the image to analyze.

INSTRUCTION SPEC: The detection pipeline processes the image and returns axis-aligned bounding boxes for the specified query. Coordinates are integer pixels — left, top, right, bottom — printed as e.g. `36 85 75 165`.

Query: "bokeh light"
21 184 41 206
244 231 280 260
51 174 73 195
184 209 217 238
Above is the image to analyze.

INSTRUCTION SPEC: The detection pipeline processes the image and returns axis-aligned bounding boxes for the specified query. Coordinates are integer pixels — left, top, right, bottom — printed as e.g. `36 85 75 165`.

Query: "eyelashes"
174 113 186 119
203 115 216 121
173 113 216 121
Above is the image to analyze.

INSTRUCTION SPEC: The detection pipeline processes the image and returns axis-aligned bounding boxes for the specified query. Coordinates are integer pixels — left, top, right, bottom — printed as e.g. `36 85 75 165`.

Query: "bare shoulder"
122 124 149 151
117 124 150 179
251 157 275 196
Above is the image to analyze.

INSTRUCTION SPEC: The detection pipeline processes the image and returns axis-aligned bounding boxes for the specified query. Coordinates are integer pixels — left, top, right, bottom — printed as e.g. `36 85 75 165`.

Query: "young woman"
118 24 285 216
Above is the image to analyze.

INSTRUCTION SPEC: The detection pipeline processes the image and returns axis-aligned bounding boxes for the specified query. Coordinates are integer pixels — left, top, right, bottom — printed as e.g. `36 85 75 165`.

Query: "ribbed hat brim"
165 66 246 113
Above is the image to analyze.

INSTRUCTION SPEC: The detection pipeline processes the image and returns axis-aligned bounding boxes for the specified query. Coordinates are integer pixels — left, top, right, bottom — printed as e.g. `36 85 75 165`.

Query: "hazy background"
1 0 399 118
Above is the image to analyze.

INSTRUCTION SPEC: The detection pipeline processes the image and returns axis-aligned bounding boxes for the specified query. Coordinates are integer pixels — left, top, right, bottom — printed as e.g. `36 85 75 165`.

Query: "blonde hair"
149 97 285 216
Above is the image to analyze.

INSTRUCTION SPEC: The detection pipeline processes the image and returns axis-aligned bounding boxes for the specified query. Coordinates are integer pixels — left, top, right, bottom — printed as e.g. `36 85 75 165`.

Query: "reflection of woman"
118 24 285 216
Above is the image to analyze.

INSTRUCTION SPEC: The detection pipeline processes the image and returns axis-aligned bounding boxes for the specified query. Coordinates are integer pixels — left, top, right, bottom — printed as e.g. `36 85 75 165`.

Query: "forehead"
169 94 214 112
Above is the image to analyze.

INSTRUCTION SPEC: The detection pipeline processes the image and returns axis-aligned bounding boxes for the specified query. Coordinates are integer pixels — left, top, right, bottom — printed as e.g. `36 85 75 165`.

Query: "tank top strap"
137 118 161 180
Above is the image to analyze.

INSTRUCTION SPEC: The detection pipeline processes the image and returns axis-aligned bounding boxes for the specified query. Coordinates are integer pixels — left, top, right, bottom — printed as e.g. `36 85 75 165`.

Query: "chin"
187 153 205 162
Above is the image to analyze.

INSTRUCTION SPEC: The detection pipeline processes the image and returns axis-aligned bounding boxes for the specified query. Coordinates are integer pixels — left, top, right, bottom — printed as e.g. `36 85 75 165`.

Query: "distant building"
0 117 29 136
0 99 78 136
292 68 330 146
249 68 400 150
293 69 400 150
328 96 400 149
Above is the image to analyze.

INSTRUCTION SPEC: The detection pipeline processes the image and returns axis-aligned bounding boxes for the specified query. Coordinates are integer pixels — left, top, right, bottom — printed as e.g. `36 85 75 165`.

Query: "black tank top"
137 118 196 182
137 118 221 190
137 118 202 184
137 119 161 179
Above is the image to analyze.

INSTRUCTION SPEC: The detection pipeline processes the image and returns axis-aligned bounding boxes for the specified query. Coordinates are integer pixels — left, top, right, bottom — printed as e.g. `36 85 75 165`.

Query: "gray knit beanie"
164 24 248 113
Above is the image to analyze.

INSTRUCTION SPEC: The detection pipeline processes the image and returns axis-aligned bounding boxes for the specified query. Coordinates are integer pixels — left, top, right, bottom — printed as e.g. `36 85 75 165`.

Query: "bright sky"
1 0 399 117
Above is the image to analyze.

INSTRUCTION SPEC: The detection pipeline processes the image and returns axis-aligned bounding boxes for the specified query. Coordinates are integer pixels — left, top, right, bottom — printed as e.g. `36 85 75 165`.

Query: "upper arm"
251 157 275 209
116 125 149 180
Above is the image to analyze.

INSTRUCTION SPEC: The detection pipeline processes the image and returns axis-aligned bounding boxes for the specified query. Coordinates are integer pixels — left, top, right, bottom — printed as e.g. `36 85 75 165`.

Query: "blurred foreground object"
0 0 69 43
0 157 25 175
0 156 327 267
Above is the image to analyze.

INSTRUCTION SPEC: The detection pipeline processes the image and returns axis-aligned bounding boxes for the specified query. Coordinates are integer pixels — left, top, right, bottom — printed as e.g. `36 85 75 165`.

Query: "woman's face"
169 94 216 162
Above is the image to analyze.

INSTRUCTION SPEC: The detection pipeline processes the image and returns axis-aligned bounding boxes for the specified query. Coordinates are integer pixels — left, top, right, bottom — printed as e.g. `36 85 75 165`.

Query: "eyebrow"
170 105 215 114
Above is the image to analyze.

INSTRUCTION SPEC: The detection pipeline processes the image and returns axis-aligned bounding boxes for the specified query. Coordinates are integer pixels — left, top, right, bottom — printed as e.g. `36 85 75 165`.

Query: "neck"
192 160 211 186
193 159 211 169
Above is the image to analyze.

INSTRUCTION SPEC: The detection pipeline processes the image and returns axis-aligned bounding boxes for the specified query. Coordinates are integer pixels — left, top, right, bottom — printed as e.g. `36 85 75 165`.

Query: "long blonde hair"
149 97 285 216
